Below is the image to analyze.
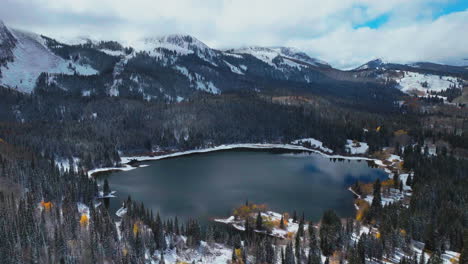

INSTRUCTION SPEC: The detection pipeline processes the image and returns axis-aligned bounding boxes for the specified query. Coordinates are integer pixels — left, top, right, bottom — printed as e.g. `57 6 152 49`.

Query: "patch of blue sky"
354 13 389 29
354 0 468 30
432 0 468 19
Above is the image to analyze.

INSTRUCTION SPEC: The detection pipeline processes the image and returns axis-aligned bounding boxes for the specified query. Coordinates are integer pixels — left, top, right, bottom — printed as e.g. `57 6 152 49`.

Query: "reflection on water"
98 151 387 223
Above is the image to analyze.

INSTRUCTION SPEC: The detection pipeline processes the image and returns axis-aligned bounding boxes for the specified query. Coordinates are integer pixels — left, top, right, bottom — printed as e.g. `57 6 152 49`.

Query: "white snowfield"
214 211 308 239
291 138 333 153
0 29 98 93
99 49 126 57
394 71 462 95
133 34 218 67
345 139 369 154
230 46 328 69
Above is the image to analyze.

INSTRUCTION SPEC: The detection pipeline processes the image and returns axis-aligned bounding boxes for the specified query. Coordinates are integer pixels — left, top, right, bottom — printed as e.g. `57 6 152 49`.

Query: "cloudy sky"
1 0 468 69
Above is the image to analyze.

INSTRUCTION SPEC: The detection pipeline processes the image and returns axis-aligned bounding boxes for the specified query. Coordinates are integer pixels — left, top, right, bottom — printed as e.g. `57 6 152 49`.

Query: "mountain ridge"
0 21 466 102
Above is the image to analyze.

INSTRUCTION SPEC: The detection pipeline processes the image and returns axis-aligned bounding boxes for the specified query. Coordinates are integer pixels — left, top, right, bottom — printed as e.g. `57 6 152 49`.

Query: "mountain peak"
271 47 330 67
227 46 329 68
354 58 388 70
139 34 213 56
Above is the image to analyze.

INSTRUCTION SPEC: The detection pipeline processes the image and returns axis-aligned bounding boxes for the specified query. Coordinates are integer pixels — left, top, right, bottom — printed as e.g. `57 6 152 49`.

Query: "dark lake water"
98 150 387 222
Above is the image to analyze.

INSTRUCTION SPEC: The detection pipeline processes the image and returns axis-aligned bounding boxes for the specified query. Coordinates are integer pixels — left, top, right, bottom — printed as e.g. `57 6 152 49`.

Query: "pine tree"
232 246 237 262
459 229 468 264
280 215 285 229
256 212 263 231
367 179 382 222
427 251 442 264
406 174 412 187
320 210 342 256
295 231 301 261
285 242 296 264
393 173 400 189
298 219 304 237
281 247 286 264
419 251 426 264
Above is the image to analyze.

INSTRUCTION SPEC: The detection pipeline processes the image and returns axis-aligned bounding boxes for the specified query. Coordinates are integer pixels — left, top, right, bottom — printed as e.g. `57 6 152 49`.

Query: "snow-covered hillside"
355 58 387 71
0 25 98 93
228 46 329 68
133 34 217 63
394 71 462 95
271 47 330 67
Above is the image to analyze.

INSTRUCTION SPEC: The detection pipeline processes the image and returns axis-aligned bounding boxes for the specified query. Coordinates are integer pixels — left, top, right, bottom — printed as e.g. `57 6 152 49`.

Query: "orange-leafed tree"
40 201 53 211
79 214 89 226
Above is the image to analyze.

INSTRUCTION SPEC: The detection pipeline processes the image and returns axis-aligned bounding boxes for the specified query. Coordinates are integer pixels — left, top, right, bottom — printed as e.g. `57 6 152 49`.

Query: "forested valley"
0 80 466 264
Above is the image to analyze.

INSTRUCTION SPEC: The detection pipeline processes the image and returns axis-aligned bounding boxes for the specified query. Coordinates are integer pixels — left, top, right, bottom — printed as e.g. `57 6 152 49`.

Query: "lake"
98 150 387 222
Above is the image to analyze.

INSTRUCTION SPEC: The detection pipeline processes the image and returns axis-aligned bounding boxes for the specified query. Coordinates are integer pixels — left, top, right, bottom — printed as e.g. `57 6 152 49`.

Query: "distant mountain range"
0 20 466 101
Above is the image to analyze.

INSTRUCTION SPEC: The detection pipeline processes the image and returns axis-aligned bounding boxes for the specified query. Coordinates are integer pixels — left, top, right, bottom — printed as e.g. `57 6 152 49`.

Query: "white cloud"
288 10 468 69
1 0 467 69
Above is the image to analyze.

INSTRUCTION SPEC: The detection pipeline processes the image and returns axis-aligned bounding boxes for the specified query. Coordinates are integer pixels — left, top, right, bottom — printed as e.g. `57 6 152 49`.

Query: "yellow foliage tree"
233 203 267 219
133 223 139 237
233 248 244 264
40 201 53 211
394 129 408 136
400 229 407 236
79 214 89 226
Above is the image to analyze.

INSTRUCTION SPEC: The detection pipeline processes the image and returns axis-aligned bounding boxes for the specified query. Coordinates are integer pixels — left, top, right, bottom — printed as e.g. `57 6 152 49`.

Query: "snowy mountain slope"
226 46 330 69
271 47 331 67
132 34 218 65
394 70 462 95
355 58 388 71
227 46 280 67
0 24 98 93
1 20 461 102
351 58 467 97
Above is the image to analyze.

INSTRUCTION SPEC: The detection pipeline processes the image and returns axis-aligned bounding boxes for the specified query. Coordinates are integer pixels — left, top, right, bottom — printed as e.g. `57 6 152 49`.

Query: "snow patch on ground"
291 138 333 153
215 211 308 239
99 49 125 57
97 190 117 198
395 71 462 95
56 157 80 172
231 47 279 67
223 60 244 75
116 207 127 217
156 242 232 264
345 140 369 154
77 202 90 218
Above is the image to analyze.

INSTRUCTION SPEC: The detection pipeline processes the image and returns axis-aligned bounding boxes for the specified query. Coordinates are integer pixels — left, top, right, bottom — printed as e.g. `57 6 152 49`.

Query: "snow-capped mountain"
225 46 330 69
0 21 98 93
352 58 467 97
0 20 465 102
137 34 216 58
354 58 388 71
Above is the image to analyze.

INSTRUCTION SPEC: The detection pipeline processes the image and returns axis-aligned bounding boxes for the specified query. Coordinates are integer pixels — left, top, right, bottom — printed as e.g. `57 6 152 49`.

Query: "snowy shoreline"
87 142 382 178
